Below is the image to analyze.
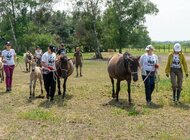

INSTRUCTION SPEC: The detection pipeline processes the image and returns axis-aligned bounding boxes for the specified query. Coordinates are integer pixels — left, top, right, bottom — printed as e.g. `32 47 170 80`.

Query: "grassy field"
1 52 190 140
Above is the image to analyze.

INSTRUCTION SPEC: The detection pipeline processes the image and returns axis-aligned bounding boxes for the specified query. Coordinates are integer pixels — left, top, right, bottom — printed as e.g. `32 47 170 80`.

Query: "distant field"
1 52 190 139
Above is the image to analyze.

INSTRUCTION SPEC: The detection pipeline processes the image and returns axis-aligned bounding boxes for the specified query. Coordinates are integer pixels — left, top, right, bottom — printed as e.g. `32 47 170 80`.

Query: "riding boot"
177 90 181 102
173 89 176 101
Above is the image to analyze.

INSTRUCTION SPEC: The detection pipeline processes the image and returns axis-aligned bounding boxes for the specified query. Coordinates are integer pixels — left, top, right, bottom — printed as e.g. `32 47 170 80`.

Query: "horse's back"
107 54 126 80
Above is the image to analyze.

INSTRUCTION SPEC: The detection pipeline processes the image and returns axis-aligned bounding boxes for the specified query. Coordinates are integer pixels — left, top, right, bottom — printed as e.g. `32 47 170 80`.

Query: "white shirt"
2 49 16 65
140 53 159 75
171 54 181 68
41 52 56 69
35 50 42 58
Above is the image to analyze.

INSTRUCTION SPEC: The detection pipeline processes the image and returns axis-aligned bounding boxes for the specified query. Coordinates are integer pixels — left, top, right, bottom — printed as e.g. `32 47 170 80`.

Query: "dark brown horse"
107 52 140 104
56 56 74 99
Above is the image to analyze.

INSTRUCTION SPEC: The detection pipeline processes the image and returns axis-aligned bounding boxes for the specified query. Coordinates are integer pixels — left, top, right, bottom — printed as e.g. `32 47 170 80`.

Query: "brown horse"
107 52 140 104
56 56 74 99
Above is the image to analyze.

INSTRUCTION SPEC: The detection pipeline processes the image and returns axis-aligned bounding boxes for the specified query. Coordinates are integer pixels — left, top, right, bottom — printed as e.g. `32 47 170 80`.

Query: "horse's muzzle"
133 74 138 82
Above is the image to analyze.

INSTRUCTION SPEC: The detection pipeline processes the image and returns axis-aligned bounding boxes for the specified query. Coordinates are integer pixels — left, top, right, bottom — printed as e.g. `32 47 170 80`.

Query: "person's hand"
155 64 159 69
166 74 169 77
186 73 189 78
2 60 6 63
47 66 54 71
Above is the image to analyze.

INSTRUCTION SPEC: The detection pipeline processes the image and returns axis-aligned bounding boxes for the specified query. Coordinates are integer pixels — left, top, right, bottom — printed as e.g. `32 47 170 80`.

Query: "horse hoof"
112 94 116 98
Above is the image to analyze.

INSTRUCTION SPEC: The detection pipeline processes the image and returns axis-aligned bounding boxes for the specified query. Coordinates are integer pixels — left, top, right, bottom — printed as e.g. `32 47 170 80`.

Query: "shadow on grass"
38 94 73 108
0 91 9 96
170 102 190 110
103 99 163 111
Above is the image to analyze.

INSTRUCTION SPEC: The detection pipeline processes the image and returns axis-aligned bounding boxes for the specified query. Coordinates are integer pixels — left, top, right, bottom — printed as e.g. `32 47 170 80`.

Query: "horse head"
123 52 140 82
29 59 36 72
57 56 68 78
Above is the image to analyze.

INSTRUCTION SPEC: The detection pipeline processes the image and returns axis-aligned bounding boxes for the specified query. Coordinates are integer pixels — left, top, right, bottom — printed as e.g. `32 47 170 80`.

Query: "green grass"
1 52 190 139
18 108 57 122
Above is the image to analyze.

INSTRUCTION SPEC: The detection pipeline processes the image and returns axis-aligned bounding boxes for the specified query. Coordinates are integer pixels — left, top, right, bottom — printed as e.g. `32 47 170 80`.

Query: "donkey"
107 52 140 104
29 60 44 99
56 56 74 99
24 51 34 72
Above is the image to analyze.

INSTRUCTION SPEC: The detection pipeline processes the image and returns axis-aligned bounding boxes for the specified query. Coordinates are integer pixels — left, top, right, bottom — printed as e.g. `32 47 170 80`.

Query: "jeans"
142 71 155 102
43 72 56 99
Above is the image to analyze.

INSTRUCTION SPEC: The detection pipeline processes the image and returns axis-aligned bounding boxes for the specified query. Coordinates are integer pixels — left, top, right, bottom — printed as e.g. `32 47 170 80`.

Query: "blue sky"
54 0 190 41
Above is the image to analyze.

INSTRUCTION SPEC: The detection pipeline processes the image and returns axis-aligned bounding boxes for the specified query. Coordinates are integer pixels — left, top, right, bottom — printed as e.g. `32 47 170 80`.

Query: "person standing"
57 43 67 57
34 46 42 66
165 43 188 103
73 47 83 77
140 45 159 106
2 41 16 92
41 45 57 101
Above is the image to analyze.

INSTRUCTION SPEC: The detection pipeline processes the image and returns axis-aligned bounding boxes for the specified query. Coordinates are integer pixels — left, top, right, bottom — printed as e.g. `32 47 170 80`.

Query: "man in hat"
165 43 188 104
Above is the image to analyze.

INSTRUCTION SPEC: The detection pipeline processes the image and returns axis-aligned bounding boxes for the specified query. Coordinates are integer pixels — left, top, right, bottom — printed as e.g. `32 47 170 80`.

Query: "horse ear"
136 56 141 61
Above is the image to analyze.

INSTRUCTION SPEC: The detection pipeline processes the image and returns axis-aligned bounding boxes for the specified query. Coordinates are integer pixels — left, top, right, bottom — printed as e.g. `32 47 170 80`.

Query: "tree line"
0 0 158 58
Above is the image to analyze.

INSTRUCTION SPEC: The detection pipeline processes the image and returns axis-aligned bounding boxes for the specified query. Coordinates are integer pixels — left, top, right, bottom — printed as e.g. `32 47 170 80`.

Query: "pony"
29 60 44 99
107 52 140 104
24 51 34 72
56 56 74 99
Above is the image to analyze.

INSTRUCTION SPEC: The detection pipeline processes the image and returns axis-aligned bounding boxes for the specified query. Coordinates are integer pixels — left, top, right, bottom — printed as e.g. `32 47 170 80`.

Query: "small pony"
56 56 74 99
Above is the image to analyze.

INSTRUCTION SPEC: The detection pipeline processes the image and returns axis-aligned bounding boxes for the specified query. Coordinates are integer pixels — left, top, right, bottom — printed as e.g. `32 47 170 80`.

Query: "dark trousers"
142 72 155 102
43 72 56 99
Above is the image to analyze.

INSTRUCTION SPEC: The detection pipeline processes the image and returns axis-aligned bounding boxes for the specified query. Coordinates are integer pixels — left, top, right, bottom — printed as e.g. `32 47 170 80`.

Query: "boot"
173 89 176 101
177 90 181 103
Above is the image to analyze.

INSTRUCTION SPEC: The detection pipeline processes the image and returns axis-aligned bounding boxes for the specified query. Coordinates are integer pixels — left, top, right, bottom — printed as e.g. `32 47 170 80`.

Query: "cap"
5 41 11 46
145 45 155 51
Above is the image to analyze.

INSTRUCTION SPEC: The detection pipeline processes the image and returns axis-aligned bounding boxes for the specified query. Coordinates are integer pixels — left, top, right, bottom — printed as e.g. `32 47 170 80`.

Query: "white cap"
145 45 155 51
173 43 181 52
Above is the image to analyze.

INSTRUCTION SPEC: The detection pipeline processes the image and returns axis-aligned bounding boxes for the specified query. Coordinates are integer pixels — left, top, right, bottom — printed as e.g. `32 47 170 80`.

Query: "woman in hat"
140 45 159 106
41 45 57 101
165 43 188 103
1 41 16 92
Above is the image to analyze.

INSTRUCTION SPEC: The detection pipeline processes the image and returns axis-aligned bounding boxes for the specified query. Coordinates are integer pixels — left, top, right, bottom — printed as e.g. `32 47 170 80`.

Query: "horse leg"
26 63 28 72
80 66 82 76
57 77 61 95
33 80 36 97
110 77 115 98
39 78 44 97
76 67 78 77
63 78 68 99
29 80 33 98
116 80 121 102
127 80 132 104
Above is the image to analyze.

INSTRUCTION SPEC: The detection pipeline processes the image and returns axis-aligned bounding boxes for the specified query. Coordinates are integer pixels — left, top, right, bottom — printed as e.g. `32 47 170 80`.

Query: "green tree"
102 0 158 53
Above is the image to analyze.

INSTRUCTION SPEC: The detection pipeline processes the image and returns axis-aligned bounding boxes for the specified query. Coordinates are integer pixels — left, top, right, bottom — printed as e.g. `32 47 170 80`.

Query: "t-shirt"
41 52 56 69
35 50 42 58
74 51 82 64
2 49 16 65
171 54 181 68
140 53 159 75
